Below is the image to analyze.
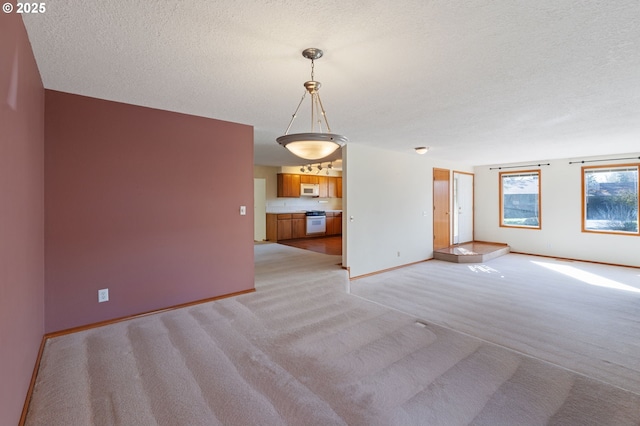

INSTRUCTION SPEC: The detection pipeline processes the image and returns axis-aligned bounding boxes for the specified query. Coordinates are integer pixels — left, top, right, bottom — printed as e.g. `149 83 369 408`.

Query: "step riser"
434 244 510 263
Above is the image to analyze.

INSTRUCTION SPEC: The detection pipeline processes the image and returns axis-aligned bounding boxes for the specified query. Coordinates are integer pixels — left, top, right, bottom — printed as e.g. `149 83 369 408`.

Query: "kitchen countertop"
266 210 342 214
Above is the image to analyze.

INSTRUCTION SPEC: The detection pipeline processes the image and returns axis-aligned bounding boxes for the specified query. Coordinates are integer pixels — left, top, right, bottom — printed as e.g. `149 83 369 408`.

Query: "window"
500 170 541 229
583 165 639 235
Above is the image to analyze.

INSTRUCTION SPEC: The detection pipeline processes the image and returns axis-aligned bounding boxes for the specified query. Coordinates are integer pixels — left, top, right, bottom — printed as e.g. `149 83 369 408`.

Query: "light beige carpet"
26 245 640 425
350 254 640 396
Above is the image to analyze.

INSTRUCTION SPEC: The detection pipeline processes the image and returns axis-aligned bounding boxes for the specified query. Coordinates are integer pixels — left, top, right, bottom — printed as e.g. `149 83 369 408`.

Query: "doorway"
433 168 450 250
253 178 266 241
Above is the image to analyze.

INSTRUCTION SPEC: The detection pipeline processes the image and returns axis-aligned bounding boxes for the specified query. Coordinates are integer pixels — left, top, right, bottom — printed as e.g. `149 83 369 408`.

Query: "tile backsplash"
267 197 343 213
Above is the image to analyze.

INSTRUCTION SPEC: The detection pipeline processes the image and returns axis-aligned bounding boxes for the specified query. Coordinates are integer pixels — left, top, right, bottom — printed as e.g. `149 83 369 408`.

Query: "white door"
253 178 266 241
453 172 474 244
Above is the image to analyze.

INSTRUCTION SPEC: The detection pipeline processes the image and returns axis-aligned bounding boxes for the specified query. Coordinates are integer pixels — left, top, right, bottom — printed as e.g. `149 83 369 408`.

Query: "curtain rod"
489 163 550 171
569 156 640 165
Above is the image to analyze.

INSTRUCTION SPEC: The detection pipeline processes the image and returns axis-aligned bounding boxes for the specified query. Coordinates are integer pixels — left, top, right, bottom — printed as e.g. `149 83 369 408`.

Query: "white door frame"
253 178 266 241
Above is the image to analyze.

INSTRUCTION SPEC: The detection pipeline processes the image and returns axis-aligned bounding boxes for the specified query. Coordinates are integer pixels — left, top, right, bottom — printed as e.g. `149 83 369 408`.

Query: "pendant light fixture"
276 48 348 161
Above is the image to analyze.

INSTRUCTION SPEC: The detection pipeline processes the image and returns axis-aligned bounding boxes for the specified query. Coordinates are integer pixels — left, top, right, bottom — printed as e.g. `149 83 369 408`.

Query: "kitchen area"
266 210 342 241
254 165 343 254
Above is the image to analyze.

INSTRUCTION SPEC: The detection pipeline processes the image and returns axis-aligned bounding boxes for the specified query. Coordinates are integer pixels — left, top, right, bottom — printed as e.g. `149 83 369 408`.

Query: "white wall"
344 143 472 277
474 152 640 267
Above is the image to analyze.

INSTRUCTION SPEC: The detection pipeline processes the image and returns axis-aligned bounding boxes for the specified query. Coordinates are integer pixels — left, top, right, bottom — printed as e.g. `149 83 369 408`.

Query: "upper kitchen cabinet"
277 173 301 197
318 176 328 198
328 177 338 198
300 175 319 184
277 173 342 198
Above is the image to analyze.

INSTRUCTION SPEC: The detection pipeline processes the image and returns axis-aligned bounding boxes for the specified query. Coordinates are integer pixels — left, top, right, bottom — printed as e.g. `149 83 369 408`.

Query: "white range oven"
305 210 326 235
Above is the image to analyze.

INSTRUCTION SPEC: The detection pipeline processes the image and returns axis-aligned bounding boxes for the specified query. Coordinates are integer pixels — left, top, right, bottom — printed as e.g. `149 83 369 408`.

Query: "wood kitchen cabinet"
267 213 307 241
318 176 328 198
276 214 292 240
326 212 343 236
277 173 342 198
327 177 337 198
291 213 306 239
300 175 319 184
266 214 276 241
326 214 336 236
320 176 343 198
277 174 301 197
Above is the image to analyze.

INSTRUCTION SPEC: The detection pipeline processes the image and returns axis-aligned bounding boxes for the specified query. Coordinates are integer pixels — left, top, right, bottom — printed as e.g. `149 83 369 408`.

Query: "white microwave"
300 183 320 197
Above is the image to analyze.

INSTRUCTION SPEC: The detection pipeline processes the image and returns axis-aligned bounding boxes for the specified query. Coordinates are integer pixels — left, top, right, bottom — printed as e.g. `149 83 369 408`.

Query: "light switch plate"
240 205 246 215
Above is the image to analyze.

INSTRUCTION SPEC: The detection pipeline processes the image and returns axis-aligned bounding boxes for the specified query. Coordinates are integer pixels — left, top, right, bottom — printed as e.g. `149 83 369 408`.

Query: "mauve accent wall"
45 90 254 333
0 14 45 426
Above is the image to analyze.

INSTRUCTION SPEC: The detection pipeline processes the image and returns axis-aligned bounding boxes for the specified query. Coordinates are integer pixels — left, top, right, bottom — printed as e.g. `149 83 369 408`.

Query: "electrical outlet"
98 288 109 303
397 251 401 257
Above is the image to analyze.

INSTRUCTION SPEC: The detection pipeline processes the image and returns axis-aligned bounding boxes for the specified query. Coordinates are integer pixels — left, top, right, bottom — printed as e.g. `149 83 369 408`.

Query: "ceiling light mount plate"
302 48 323 60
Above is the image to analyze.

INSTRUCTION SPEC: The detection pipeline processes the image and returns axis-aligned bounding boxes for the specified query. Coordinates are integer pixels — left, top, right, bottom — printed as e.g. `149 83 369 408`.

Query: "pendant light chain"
310 58 315 80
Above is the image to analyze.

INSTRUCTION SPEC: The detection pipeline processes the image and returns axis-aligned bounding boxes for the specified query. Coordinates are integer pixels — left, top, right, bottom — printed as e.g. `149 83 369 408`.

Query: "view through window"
500 170 541 229
583 165 639 234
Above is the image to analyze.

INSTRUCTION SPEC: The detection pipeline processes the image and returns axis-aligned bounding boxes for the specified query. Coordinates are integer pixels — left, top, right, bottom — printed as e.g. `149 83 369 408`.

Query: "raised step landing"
434 242 510 263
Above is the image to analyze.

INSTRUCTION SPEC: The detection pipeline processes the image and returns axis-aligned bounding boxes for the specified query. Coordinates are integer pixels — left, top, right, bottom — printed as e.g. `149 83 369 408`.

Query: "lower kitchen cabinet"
292 214 306 239
276 214 292 240
267 213 292 241
336 212 342 234
267 212 342 241
267 213 307 241
326 212 342 236
326 215 336 236
266 214 277 241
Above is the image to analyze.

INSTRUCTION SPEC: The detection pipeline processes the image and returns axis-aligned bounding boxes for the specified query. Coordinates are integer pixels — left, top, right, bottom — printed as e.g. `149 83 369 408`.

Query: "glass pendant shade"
277 133 347 161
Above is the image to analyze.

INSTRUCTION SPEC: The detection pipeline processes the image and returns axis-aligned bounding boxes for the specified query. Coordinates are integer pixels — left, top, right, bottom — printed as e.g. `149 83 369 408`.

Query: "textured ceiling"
23 1 640 167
